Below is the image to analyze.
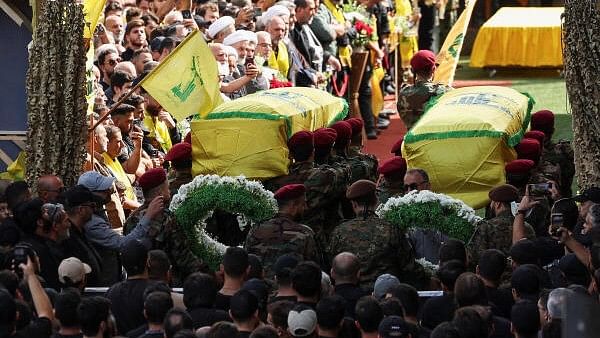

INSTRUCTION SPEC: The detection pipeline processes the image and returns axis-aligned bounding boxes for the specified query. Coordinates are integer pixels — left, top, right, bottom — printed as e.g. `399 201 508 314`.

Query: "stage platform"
470 7 564 68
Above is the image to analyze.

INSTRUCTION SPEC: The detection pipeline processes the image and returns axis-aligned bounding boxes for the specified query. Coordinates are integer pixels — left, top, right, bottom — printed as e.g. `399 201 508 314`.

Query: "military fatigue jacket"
125 204 208 283
397 80 450 130
244 213 321 277
328 213 428 289
543 139 575 197
468 210 536 264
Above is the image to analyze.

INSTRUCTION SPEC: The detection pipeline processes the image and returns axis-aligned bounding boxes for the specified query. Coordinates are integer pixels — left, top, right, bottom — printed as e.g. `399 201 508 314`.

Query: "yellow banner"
140 30 223 121
83 0 107 39
433 0 477 86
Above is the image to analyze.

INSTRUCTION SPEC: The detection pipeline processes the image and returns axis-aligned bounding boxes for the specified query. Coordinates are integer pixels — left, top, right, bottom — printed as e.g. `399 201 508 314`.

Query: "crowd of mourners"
0 0 593 337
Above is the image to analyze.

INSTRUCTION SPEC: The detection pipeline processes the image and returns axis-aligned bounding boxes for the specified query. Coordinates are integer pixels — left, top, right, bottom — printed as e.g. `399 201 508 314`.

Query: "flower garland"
170 175 278 269
416 258 439 276
376 190 481 242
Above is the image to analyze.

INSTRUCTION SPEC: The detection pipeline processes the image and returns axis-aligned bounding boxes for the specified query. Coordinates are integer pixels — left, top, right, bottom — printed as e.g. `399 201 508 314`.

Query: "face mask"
218 62 230 76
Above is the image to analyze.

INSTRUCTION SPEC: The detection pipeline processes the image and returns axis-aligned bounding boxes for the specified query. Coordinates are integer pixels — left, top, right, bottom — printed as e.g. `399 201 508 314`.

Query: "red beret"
165 142 192 162
530 110 555 132
330 121 353 143
288 131 314 149
523 130 545 145
274 184 306 201
390 136 404 155
505 159 535 175
313 128 337 148
346 118 364 136
138 168 167 191
379 157 407 178
184 132 192 144
515 138 541 162
410 50 437 72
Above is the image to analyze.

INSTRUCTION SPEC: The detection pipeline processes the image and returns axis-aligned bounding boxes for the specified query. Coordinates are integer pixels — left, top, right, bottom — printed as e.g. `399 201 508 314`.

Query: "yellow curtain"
102 153 137 202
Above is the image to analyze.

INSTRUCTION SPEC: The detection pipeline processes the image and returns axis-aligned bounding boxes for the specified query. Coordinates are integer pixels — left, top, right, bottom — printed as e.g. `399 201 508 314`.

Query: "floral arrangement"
353 20 374 48
376 190 481 242
170 175 278 269
269 77 293 88
416 258 439 276
342 1 374 49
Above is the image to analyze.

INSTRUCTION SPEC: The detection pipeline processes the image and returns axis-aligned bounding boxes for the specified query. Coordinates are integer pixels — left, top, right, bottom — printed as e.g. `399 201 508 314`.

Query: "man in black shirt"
316 296 345 338
291 261 322 309
53 289 83 338
477 249 514 319
138 291 173 338
183 272 230 329
78 296 114 338
229 290 260 338
420 260 464 330
269 255 299 304
106 239 157 335
215 247 250 311
331 252 369 318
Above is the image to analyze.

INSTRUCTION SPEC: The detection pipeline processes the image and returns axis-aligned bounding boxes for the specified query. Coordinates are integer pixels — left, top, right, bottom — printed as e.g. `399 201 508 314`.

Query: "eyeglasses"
404 181 428 192
42 203 64 224
106 58 121 66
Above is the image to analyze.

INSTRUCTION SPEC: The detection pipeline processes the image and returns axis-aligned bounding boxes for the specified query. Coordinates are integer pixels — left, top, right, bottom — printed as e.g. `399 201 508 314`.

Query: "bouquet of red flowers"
269 76 292 88
353 20 374 48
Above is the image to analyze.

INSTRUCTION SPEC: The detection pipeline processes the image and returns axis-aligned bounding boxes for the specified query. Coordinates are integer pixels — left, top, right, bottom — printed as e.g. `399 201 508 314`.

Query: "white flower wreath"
376 190 482 242
170 175 278 269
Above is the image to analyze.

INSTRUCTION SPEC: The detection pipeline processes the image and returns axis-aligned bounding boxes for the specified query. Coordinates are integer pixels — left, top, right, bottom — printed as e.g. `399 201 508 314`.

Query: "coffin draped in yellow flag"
139 30 223 121
433 0 477 86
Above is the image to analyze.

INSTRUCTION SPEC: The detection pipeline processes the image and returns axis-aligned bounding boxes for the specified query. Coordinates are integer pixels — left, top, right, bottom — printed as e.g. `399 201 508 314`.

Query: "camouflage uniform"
328 212 429 289
541 140 575 197
244 213 321 278
125 204 208 284
263 161 350 267
397 80 450 130
169 171 193 197
468 210 536 264
377 177 404 204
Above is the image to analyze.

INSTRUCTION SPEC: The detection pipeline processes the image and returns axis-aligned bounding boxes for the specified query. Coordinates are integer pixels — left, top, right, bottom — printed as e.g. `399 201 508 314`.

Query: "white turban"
223 30 251 46
223 45 238 59
207 16 235 39
243 30 258 45
261 5 290 26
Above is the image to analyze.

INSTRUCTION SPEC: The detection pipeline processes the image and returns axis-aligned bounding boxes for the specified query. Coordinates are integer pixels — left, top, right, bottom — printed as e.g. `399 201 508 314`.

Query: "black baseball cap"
573 187 600 203
378 315 411 338
63 185 102 208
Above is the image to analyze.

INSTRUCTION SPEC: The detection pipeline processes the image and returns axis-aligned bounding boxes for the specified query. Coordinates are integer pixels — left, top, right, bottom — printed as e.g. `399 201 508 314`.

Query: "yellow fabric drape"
470 7 563 68
0 152 26 181
268 41 290 78
322 0 352 67
144 115 173 152
389 0 418 68
101 153 137 202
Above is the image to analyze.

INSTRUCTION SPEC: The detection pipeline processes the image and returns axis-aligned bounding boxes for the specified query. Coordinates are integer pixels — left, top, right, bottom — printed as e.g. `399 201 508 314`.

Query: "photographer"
0 255 54 338
14 199 69 290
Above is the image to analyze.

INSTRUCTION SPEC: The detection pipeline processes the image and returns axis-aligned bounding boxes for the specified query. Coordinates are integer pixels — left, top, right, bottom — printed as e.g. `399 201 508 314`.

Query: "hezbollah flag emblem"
433 0 477 86
139 30 223 120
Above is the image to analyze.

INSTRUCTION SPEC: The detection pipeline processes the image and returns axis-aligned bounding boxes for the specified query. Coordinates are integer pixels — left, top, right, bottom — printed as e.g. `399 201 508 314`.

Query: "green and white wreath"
376 190 481 243
170 175 278 270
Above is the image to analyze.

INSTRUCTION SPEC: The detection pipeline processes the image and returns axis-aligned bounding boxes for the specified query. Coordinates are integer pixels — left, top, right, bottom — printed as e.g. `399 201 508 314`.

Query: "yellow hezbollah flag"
433 0 477 86
402 86 534 208
0 152 26 181
139 30 223 121
83 0 107 39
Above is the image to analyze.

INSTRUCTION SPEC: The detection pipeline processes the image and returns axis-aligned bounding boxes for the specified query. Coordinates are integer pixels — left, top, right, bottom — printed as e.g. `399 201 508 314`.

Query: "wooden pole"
88 80 143 132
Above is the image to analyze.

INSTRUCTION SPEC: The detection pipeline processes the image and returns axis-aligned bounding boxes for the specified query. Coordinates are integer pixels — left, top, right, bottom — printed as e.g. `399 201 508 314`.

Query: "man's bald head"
331 252 360 283
37 175 64 203
114 61 137 78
